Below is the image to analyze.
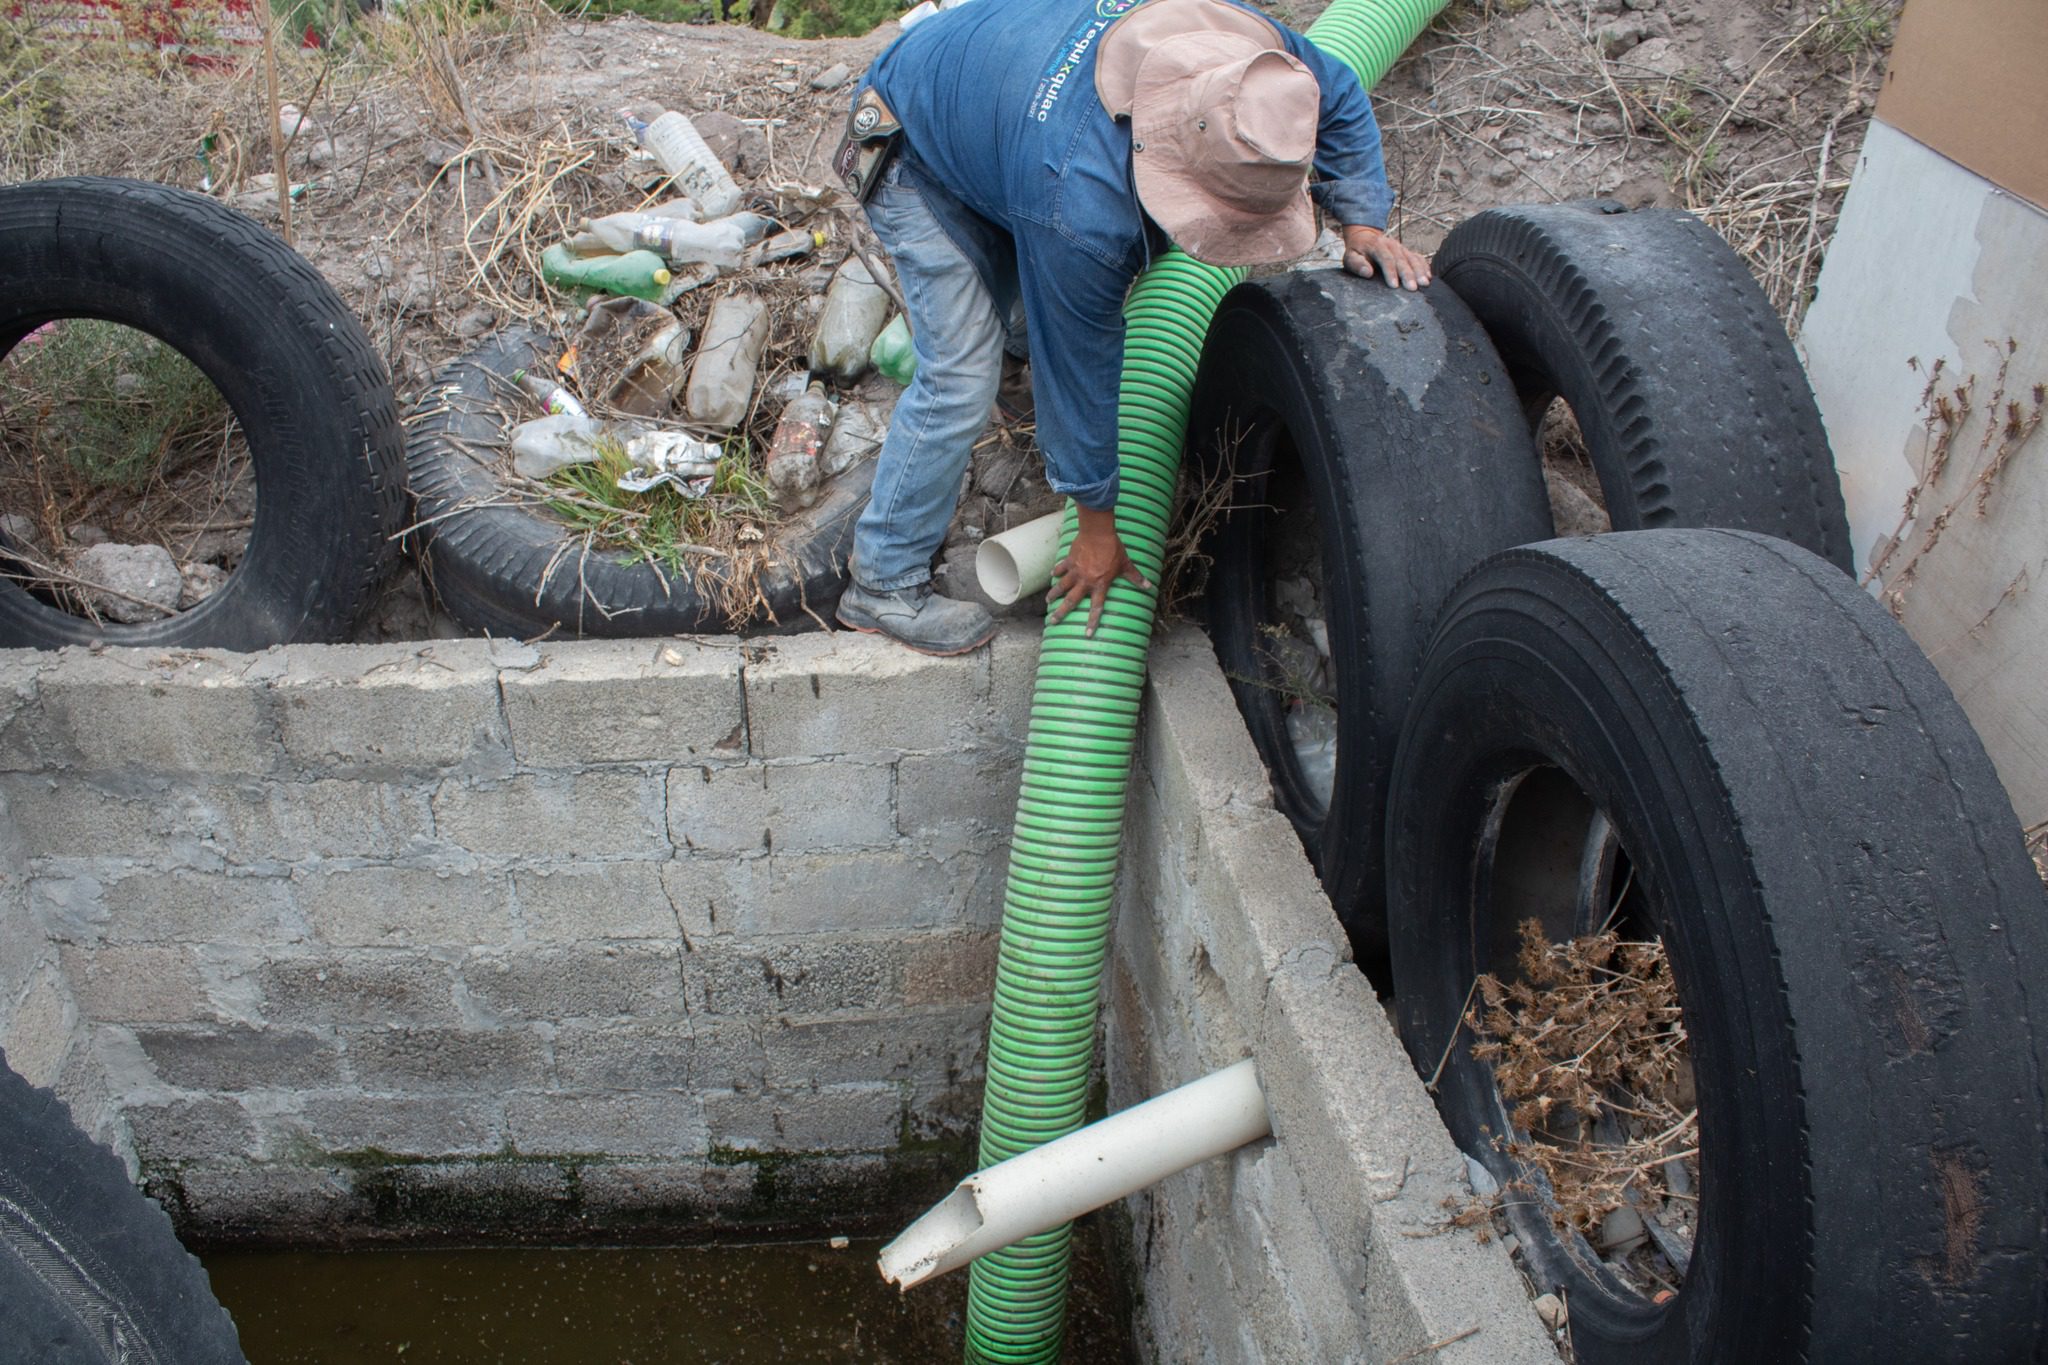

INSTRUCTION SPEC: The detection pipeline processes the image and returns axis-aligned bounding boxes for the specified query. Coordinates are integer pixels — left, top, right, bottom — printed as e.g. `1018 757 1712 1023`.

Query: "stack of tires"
1192 201 2048 1361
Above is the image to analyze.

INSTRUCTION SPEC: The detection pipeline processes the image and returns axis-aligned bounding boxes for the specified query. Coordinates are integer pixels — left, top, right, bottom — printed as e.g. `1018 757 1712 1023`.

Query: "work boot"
837 580 998 656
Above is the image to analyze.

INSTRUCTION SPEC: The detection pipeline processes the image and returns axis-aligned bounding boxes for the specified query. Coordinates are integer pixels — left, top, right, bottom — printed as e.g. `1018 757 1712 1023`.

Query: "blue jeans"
853 159 1024 591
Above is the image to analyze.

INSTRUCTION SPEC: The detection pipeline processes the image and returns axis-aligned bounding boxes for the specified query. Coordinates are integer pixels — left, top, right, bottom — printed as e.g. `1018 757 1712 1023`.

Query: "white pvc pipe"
877 1058 1271 1291
974 511 1066 606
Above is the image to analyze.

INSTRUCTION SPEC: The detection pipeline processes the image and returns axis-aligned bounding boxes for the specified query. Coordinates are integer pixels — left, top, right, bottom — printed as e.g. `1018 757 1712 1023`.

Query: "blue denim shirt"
865 0 1394 509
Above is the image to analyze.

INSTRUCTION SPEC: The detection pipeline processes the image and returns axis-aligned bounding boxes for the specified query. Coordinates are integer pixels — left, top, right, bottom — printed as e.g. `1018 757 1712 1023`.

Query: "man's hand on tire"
1343 225 1432 290
1048 504 1149 637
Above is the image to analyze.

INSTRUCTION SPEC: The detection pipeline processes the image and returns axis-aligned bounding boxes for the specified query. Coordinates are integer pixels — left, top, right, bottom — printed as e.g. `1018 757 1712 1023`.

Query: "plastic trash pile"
508 102 919 514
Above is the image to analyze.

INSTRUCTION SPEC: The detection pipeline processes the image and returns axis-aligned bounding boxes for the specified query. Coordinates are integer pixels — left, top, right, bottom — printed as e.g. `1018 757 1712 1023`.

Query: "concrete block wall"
0 626 1039 1242
1107 630 1554 1365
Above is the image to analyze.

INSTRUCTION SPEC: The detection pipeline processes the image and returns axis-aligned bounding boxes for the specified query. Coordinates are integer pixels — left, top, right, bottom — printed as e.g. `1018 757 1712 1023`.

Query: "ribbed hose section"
963 2 1446 1360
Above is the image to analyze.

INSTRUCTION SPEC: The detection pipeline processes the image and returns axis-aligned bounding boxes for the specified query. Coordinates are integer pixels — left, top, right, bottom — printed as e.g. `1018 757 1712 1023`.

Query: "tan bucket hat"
1096 0 1322 267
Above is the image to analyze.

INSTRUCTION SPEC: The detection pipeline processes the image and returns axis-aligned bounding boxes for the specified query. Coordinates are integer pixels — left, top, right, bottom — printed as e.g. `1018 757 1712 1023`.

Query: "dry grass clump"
1469 919 1698 1250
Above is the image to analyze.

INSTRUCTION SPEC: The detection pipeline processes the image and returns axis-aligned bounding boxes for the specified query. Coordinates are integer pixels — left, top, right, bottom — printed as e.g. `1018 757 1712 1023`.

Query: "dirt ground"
1 0 1895 639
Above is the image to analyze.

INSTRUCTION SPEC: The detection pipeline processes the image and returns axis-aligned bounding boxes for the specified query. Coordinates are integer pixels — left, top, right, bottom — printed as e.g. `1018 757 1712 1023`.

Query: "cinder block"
744 632 986 758
709 852 983 936
899 929 999 1007
576 1160 756 1216
687 937 900 1017
507 1090 708 1157
61 945 218 1024
296 1093 500 1157
275 642 510 773
342 1026 550 1093
513 862 677 941
163 1162 362 1238
761 1006 985 1090
137 1026 342 1091
666 760 896 855
703 1082 901 1153
461 945 683 1023
126 1095 257 1162
255 953 460 1028
0 651 58 771
983 621 1041 742
656 860 718 943
896 751 1020 840
2 774 182 860
297 865 514 948
431 772 666 858
100 870 302 946
0 966 75 1088
37 649 277 775
552 1020 762 1091
500 638 745 767
204 778 432 862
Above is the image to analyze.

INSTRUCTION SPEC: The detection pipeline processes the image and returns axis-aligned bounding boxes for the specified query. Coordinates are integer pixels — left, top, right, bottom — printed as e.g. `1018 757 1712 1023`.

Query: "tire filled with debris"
1387 529 2048 1363
405 327 874 638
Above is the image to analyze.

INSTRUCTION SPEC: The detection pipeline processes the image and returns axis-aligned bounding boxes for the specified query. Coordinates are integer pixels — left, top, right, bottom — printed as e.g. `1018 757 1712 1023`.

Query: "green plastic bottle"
870 312 917 385
540 244 675 303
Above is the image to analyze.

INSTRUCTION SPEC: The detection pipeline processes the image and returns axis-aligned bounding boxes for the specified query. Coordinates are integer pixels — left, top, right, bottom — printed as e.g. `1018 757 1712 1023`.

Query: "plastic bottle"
540 244 674 303
587 211 776 268
870 312 918 385
810 257 892 382
765 381 834 508
685 293 771 432
514 369 588 418
508 413 607 479
620 109 744 219
608 323 693 418
743 227 823 268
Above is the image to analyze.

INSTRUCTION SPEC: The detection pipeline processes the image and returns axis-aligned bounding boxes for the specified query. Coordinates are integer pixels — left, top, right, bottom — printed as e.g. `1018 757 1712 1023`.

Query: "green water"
205 1236 1133 1363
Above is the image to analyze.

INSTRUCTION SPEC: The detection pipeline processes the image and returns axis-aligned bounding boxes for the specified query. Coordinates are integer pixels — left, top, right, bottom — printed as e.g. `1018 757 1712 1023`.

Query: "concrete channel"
0 623 1551 1362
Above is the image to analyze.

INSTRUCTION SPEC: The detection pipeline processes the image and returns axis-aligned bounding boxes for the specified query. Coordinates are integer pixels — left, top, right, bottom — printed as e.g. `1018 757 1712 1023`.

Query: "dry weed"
1469 919 1698 1259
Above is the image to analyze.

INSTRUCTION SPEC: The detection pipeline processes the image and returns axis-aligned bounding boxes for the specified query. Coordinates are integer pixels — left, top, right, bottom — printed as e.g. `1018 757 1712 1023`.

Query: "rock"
1588 111 1625 137
178 560 230 608
1487 162 1518 186
1598 21 1650 56
693 110 748 172
770 79 801 95
0 513 36 546
1464 1154 1501 1198
451 306 496 340
937 540 1034 619
1534 1293 1566 1332
810 62 851 91
1620 36 1688 78
69 524 110 548
74 543 181 622
1598 1203 1648 1253
113 372 145 399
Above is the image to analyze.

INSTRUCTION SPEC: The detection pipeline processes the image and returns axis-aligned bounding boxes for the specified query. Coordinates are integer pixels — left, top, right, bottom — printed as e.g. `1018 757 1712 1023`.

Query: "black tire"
406 328 873 637
0 1050 245 1362
1387 529 2048 1363
1435 200 1853 571
1192 269 1554 971
0 177 405 648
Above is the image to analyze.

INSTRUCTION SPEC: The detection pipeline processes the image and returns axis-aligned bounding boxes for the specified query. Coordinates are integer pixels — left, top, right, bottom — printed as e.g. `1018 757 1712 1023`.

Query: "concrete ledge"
1109 627 1552 1364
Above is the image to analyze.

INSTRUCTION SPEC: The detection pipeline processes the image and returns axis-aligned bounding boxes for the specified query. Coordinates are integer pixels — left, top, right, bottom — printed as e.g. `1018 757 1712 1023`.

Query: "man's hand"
1048 504 1149 636
1343 225 1431 290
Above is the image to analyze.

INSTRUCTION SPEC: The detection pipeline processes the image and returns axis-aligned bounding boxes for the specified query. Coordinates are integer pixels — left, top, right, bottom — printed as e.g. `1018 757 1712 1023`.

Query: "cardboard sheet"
1878 0 2048 209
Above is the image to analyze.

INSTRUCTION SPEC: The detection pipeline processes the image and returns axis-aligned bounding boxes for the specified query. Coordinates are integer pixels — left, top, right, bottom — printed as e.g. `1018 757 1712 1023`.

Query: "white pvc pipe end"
974 511 1066 606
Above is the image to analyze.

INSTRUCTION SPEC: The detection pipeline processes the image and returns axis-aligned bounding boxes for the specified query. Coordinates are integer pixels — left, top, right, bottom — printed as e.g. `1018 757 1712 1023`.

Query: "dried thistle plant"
1469 919 1697 1238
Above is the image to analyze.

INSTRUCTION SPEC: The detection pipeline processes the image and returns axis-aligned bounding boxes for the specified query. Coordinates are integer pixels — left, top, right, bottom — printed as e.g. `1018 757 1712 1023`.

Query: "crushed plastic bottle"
540 245 675 303
621 109 745 219
609 323 693 418
821 396 887 476
810 257 892 383
587 210 776 268
514 369 588 418
870 312 917 385
765 381 834 508
743 227 824 268
509 413 608 479
617 430 723 495
1285 701 1339 809
686 292 771 431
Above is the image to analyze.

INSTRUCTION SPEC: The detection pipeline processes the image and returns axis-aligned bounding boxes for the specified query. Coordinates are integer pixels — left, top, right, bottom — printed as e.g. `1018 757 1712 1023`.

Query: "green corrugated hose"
961 0 1446 1359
